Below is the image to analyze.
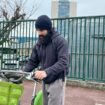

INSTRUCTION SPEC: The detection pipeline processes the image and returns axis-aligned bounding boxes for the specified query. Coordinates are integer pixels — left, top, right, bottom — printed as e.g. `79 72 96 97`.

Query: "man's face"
37 29 52 45
37 29 48 37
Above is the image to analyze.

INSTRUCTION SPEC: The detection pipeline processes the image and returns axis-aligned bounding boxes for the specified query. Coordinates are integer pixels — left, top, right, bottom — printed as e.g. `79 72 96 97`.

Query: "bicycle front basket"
0 81 23 105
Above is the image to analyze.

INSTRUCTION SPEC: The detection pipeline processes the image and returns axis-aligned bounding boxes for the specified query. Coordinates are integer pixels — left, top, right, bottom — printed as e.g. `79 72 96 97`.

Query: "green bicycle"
0 70 43 105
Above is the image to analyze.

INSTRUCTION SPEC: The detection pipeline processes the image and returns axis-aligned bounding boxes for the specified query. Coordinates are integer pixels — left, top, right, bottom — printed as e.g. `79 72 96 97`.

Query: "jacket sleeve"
45 38 69 76
23 44 40 72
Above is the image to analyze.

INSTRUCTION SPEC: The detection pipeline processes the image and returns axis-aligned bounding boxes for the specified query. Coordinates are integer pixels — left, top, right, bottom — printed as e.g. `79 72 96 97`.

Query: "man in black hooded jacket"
23 15 69 105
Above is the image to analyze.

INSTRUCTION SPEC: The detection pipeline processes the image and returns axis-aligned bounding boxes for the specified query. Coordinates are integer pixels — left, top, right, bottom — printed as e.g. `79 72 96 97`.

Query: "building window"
58 1 70 18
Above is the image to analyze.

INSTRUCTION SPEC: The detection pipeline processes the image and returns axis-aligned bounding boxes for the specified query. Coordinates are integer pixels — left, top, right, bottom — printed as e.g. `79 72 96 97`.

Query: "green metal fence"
0 15 105 82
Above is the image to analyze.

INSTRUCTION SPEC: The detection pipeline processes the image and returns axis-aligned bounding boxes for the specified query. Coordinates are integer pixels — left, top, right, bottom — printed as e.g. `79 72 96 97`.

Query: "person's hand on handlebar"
34 70 47 80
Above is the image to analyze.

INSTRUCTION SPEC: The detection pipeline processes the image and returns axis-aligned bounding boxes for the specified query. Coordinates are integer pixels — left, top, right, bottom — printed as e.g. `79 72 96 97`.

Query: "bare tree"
0 0 42 45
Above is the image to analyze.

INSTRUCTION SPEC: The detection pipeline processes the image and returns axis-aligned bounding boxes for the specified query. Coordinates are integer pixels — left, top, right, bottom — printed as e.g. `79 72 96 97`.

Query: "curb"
66 79 105 90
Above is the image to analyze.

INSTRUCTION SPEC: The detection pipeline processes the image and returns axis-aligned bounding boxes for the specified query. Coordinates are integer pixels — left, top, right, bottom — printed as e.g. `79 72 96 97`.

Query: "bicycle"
0 70 43 105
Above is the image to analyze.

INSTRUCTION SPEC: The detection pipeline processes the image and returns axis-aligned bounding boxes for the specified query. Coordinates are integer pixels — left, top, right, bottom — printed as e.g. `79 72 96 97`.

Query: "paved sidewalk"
21 81 105 105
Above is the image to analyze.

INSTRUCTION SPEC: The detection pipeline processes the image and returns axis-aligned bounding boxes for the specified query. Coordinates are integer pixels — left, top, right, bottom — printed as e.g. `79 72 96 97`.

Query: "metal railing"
0 15 105 82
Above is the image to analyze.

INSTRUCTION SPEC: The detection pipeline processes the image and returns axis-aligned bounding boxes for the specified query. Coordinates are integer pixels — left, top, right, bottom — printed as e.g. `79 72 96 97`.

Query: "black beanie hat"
35 15 52 30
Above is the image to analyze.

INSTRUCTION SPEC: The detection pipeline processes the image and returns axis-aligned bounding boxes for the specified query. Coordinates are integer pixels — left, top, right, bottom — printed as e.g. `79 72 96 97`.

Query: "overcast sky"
77 0 105 16
30 0 105 19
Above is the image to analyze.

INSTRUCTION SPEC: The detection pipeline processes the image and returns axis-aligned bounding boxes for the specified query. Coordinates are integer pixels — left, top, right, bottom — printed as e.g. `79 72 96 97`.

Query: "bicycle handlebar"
0 70 41 83
0 70 30 75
